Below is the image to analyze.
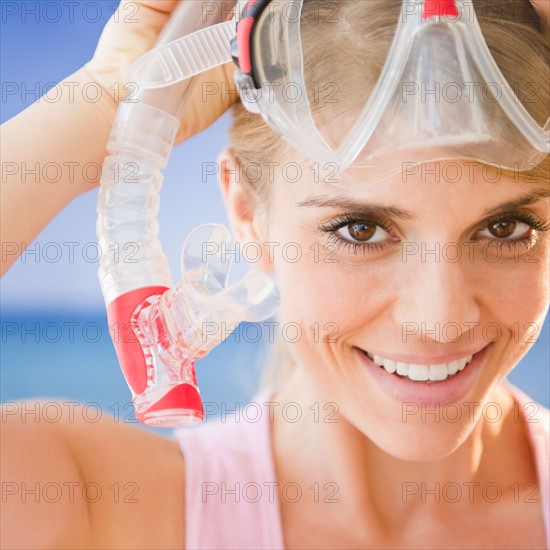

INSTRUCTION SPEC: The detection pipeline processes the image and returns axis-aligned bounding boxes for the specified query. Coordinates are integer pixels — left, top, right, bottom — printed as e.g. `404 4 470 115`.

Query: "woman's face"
227 153 550 461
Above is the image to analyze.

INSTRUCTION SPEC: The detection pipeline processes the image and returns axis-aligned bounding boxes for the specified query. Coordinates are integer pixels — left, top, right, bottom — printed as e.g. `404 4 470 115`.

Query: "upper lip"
357 344 488 365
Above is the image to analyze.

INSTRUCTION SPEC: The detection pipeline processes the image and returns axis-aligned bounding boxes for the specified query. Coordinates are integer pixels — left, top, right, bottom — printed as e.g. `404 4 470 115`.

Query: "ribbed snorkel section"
97 101 178 304
94 1 265 427
96 1 239 305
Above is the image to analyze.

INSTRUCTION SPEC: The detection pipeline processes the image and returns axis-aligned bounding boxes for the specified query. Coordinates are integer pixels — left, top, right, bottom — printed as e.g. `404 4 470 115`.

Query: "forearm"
0 66 117 276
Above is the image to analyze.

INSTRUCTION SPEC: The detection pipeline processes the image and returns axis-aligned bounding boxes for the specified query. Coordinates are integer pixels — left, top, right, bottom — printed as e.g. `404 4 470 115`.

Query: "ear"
217 147 275 274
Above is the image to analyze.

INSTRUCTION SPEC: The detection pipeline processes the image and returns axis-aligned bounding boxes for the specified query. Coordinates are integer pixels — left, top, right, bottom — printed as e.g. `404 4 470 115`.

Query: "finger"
135 0 179 14
86 1 177 96
175 62 237 143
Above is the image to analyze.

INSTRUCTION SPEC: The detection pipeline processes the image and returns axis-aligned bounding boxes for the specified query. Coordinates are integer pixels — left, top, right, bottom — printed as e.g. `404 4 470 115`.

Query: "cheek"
489 241 550 363
480 234 548 309
270 229 393 353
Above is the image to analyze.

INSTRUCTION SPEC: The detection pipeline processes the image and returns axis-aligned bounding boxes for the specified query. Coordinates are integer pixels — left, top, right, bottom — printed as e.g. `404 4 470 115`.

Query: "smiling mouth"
363 350 475 383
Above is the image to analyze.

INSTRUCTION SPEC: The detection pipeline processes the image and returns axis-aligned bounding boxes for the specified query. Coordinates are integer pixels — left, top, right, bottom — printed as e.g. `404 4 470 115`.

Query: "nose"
392 256 481 344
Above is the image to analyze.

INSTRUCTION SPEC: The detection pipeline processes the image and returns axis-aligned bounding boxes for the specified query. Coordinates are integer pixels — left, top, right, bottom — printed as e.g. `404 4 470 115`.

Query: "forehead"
268 158 550 216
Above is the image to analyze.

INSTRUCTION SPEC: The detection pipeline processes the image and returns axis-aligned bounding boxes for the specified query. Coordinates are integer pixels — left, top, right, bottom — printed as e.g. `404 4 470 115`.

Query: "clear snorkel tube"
97 0 279 428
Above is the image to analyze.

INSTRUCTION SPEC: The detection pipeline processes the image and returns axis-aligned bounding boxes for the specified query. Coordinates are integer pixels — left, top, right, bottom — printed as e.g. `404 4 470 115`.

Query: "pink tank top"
173 381 549 549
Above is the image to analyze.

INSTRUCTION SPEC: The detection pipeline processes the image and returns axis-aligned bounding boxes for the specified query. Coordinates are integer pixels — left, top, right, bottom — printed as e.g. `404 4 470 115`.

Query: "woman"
1 0 549 548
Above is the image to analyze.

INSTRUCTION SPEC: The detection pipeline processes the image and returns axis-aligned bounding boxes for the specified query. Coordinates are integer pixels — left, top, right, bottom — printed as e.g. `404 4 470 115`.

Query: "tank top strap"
173 387 286 550
502 380 550 548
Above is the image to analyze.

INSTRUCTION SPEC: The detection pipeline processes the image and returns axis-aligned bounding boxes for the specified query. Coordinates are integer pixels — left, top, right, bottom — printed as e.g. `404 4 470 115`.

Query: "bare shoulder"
1 399 186 549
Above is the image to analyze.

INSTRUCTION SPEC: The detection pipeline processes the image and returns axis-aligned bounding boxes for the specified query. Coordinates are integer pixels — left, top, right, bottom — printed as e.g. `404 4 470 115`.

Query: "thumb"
85 0 179 95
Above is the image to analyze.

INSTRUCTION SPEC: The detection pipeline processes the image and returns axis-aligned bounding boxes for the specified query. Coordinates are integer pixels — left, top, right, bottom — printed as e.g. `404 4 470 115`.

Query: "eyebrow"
297 196 416 220
297 188 550 220
483 188 550 216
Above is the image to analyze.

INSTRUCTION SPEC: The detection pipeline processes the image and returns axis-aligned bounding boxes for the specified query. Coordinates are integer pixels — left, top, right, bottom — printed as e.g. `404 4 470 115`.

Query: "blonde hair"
227 0 550 389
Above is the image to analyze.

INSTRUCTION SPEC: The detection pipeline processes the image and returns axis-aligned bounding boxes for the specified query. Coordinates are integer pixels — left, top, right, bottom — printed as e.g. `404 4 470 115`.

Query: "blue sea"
1 311 548 437
0 311 270 435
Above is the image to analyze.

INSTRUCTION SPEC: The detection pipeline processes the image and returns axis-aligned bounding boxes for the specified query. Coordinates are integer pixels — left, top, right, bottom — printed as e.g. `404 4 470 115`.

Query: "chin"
355 412 477 462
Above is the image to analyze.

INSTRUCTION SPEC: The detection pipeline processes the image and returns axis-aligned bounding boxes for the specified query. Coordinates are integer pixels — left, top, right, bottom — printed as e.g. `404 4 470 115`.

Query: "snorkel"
97 0 279 428
97 0 548 428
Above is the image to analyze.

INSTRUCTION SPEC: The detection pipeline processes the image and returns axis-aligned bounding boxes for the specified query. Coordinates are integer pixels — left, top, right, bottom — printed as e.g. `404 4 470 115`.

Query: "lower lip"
355 344 491 406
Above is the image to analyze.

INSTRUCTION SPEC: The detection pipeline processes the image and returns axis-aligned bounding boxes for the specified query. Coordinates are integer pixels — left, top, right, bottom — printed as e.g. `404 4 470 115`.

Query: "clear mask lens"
247 0 549 189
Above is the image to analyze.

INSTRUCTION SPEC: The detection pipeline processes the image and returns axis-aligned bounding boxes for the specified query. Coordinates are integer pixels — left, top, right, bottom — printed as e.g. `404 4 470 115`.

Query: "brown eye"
336 222 388 244
347 223 376 241
479 219 531 240
488 220 517 238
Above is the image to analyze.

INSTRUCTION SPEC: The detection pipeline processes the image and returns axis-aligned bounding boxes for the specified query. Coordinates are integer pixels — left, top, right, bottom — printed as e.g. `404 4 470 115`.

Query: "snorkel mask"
97 0 549 427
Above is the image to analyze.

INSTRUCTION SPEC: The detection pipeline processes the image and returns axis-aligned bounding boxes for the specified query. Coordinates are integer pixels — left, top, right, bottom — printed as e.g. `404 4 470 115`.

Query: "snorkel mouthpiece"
105 224 279 427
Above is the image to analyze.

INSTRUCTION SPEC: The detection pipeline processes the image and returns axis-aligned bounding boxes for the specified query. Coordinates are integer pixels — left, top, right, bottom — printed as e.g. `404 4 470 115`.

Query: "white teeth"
365 351 474 382
383 359 397 374
448 360 459 375
408 364 429 381
396 362 408 376
429 364 449 381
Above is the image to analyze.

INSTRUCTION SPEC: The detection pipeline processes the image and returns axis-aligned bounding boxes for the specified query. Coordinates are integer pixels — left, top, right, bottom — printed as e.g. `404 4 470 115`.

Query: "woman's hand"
84 0 238 144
